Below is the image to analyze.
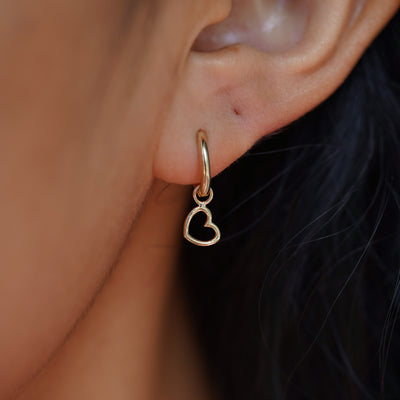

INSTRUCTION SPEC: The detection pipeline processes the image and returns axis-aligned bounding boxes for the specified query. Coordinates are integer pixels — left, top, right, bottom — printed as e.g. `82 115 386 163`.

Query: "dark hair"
181 11 400 400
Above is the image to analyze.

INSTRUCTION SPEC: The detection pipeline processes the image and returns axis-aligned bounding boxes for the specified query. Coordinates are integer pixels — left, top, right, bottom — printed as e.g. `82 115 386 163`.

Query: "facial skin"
0 0 228 397
0 0 398 399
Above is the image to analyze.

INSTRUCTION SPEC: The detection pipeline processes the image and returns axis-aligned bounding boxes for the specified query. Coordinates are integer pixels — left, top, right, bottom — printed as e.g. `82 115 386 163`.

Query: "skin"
0 0 398 399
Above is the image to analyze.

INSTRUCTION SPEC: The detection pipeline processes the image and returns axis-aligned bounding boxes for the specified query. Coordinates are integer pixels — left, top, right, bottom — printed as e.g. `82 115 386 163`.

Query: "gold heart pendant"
183 186 221 247
184 206 221 247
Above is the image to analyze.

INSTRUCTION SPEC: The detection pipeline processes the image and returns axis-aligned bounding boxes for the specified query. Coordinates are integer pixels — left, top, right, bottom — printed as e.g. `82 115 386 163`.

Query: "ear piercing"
183 130 221 247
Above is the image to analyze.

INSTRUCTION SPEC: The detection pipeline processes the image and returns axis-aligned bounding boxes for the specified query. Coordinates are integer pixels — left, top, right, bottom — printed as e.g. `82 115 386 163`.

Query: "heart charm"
184 206 221 247
183 185 221 247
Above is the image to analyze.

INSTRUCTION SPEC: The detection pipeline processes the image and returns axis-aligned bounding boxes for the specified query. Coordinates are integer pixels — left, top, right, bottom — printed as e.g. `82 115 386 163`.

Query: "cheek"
0 168 150 398
0 3 156 397
0 0 183 395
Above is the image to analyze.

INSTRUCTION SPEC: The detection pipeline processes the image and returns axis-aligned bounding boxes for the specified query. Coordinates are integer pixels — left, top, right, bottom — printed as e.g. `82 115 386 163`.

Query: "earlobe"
153 0 399 187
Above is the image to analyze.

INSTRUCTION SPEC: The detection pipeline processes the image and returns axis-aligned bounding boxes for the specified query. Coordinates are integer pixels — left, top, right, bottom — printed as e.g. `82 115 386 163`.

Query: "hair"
181 11 400 400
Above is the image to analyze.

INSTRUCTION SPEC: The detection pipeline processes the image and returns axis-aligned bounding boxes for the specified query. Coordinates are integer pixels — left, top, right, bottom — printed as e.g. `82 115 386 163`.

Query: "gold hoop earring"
183 130 221 247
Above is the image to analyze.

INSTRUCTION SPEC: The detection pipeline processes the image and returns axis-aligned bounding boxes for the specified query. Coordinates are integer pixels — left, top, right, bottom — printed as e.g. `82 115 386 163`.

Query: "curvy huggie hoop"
197 130 211 197
183 130 221 247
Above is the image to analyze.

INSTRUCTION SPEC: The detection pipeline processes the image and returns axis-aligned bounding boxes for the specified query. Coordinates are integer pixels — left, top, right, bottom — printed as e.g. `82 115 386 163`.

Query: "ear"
153 0 399 185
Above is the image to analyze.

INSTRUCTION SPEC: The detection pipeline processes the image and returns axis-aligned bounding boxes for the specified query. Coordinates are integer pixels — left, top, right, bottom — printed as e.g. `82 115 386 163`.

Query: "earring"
183 130 221 247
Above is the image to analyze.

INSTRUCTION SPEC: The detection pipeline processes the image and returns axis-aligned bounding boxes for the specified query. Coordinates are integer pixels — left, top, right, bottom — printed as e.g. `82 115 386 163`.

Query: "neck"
18 180 215 400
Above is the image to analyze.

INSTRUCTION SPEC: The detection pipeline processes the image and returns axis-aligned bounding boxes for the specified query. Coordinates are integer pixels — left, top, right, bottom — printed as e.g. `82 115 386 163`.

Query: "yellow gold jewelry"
183 130 221 247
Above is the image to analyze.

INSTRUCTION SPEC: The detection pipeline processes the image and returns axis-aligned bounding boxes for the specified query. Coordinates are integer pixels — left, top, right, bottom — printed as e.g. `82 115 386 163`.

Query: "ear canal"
193 0 311 53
